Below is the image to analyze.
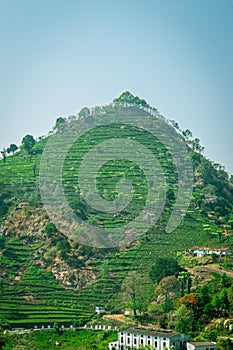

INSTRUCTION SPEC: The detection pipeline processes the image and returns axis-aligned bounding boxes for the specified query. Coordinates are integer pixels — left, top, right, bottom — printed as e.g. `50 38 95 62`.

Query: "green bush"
44 222 57 237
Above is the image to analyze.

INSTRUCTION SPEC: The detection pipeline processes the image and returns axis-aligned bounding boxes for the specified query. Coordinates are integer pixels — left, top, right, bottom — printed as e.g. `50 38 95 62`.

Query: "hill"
0 92 233 340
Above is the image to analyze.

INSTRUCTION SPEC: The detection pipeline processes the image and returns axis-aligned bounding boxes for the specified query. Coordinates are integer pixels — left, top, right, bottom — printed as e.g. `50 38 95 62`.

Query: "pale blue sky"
0 0 232 173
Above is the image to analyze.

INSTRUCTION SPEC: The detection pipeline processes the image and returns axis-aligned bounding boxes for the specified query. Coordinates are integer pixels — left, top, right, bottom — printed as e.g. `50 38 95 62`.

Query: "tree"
158 276 180 294
121 271 153 317
182 129 193 140
0 181 12 215
174 304 193 333
101 260 110 277
0 329 8 348
54 117 66 131
7 144 18 155
113 91 150 108
21 135 36 154
217 338 233 350
0 277 4 294
44 222 58 237
150 258 182 283
199 284 210 307
178 293 200 320
214 288 230 315
156 276 181 312
1 149 7 164
0 236 5 250
43 246 57 263
53 322 61 334
56 239 71 259
32 163 36 176
169 120 181 132
79 107 90 119
191 138 204 153
178 271 192 296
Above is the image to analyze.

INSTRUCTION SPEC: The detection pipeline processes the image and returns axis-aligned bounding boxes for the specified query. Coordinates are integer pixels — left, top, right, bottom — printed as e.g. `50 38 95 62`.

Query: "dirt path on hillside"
103 314 158 329
188 264 233 279
103 314 129 323
204 265 233 278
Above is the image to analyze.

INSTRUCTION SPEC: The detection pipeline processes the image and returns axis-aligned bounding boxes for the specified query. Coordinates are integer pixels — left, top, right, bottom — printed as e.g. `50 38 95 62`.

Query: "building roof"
192 247 231 252
122 327 180 339
188 341 216 346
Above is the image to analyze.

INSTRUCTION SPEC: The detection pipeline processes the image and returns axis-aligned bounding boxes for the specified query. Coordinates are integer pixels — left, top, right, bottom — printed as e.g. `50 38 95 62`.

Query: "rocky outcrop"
1 205 99 290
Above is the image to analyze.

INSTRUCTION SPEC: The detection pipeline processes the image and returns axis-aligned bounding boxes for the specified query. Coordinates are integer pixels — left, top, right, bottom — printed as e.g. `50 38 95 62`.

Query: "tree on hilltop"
78 107 90 119
21 135 36 155
113 91 150 108
7 144 18 155
1 149 7 164
182 129 193 140
54 117 66 132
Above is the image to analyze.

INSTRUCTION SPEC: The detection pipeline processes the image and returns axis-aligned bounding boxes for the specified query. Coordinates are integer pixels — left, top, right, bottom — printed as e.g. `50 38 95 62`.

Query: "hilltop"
0 92 233 347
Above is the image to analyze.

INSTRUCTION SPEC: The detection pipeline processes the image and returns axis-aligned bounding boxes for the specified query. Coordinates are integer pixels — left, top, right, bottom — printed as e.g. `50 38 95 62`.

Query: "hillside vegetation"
0 92 233 345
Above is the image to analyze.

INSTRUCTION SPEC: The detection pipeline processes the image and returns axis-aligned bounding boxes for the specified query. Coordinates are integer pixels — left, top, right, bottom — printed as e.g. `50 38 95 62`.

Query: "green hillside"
0 92 233 333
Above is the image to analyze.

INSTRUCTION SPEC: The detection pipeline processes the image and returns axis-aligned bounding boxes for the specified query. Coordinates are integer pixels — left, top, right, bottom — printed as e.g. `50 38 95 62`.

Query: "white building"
95 306 105 314
186 341 216 350
192 247 231 258
109 327 191 350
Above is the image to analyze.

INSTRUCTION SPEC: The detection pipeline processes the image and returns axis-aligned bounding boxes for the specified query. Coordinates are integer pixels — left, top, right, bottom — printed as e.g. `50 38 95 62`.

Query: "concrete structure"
109 327 191 350
95 306 105 314
187 341 216 350
192 247 231 257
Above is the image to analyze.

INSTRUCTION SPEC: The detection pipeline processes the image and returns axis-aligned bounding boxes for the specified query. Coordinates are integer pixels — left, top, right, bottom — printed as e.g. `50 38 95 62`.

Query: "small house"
95 306 105 314
187 341 216 350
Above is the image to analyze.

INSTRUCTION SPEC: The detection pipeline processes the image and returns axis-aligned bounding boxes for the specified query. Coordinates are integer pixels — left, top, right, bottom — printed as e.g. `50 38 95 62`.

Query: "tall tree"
178 271 192 296
54 117 66 131
191 138 204 153
217 338 232 350
1 149 7 164
150 257 182 283
174 304 194 333
182 129 193 140
169 120 181 132
44 222 58 238
101 260 110 278
113 91 149 108
21 135 36 154
78 107 90 119
8 144 18 154
121 271 153 317
156 276 181 312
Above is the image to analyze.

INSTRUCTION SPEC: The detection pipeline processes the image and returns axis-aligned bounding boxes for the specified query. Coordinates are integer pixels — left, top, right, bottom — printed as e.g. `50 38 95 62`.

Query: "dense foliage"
1 329 117 350
149 257 182 283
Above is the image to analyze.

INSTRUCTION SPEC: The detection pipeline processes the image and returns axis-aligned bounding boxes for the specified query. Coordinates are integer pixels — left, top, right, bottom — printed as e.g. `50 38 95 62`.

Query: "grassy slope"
2 329 117 350
0 105 232 327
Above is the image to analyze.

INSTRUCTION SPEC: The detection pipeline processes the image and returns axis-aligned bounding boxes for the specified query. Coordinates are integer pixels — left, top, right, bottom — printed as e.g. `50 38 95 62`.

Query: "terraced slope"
1 96 233 327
